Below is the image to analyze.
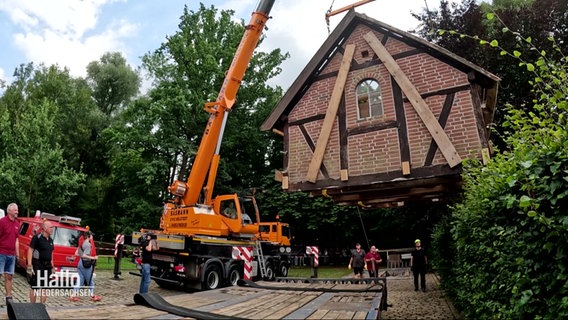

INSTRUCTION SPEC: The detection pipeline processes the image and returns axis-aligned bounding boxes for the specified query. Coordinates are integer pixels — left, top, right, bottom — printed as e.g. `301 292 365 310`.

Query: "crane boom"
168 0 275 207
132 2 295 291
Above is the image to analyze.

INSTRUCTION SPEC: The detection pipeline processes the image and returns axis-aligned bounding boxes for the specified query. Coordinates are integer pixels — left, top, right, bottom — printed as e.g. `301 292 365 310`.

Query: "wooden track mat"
41 282 383 319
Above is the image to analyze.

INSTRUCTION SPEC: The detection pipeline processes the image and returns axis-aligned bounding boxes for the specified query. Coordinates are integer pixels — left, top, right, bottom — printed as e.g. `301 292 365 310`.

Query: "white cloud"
0 67 6 84
1 0 122 37
0 0 461 89
0 0 135 78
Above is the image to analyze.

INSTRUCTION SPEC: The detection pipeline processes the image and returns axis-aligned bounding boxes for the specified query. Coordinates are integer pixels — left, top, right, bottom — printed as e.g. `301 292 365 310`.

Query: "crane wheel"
228 266 242 286
202 265 221 290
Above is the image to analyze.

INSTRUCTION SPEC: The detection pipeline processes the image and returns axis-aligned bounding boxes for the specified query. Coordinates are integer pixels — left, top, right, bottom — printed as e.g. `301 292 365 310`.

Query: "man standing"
348 243 366 279
410 239 428 292
365 245 382 278
139 233 159 293
0 203 20 304
27 221 55 303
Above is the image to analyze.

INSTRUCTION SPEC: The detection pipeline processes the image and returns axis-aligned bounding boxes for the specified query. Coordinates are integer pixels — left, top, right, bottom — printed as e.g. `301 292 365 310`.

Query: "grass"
93 258 351 278
288 266 351 278
94 257 137 271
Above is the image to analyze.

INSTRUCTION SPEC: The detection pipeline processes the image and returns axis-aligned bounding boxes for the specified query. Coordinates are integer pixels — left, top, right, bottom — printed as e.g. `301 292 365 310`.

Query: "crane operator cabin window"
222 200 237 219
356 79 383 120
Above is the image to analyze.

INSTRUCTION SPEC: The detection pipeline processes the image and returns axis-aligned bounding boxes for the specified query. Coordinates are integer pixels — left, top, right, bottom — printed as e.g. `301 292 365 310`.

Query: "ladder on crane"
255 241 268 279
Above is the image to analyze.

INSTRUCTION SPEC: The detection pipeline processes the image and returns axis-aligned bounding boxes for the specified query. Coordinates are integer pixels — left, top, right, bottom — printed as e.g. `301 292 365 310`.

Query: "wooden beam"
271 128 284 136
402 161 411 175
274 169 283 182
481 147 490 165
340 169 349 181
282 176 289 190
306 44 356 183
364 32 462 168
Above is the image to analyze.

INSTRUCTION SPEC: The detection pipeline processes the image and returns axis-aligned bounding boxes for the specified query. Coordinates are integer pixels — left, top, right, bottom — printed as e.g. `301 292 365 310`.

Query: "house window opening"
356 79 383 120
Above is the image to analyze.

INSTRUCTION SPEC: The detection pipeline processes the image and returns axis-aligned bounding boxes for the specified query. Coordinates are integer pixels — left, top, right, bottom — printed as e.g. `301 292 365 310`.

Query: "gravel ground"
0 269 177 308
381 271 463 320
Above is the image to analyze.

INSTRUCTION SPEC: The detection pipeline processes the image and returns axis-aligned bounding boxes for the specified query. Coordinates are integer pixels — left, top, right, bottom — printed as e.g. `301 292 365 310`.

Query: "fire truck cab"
17 212 87 277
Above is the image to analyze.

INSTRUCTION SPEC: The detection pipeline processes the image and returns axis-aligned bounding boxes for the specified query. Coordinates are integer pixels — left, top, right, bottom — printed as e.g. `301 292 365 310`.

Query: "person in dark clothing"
410 239 428 292
139 233 159 293
348 243 366 279
27 221 54 303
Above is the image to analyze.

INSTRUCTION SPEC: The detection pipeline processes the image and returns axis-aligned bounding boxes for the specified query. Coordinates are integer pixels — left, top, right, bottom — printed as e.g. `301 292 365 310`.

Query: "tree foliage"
0 63 86 215
412 0 568 148
431 12 568 318
86 52 140 116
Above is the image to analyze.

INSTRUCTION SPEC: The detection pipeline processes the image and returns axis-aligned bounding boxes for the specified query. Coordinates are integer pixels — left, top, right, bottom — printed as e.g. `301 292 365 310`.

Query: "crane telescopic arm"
168 0 275 206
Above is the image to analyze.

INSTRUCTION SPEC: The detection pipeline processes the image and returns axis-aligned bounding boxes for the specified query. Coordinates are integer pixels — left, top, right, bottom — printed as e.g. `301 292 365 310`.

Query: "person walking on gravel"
410 239 428 292
70 230 101 302
365 245 382 278
348 243 366 279
0 203 20 304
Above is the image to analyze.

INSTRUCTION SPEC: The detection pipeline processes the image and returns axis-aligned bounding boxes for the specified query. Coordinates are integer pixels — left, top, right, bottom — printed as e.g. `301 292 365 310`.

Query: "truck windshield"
240 198 258 223
281 225 291 238
52 227 81 247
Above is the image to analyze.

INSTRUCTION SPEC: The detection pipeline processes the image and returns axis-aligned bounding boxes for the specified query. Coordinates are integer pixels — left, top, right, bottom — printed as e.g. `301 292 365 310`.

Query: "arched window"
356 79 383 120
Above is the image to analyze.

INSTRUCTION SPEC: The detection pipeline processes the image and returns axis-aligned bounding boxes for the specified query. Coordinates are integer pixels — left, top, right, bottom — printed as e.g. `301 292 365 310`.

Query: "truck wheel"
264 264 275 281
279 263 289 277
228 266 241 286
202 265 221 290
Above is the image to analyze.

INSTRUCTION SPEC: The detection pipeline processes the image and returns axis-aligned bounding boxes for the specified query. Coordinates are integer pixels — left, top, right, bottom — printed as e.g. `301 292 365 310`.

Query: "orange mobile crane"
132 0 292 291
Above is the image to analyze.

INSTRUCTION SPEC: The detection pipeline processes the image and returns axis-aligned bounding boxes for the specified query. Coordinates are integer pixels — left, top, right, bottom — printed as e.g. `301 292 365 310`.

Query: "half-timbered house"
261 10 500 208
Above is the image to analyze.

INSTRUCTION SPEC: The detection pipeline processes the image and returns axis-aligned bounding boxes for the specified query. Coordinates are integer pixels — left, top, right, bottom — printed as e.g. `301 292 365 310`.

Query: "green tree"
0 64 85 214
86 52 140 116
412 0 568 148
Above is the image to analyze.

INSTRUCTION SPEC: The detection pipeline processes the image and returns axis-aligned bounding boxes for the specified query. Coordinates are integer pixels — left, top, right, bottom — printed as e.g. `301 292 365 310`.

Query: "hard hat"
414 239 421 244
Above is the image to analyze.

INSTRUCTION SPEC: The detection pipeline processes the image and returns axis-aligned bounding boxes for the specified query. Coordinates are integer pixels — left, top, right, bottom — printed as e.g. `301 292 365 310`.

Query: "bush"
433 16 568 319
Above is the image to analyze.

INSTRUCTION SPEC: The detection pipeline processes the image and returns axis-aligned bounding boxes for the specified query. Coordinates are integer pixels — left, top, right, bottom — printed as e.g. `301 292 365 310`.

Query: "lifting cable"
356 205 371 250
325 0 336 34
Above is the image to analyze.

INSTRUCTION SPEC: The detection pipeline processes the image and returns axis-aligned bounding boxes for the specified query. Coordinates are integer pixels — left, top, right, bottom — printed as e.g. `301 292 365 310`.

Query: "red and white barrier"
306 246 319 267
114 234 124 257
232 246 254 280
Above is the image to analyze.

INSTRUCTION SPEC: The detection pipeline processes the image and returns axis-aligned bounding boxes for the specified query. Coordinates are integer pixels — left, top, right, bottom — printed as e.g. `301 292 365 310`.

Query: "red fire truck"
17 212 88 278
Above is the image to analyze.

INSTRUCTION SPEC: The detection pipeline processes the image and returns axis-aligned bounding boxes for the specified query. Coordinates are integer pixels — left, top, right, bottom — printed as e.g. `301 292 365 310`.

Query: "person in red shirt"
0 203 20 304
365 245 382 278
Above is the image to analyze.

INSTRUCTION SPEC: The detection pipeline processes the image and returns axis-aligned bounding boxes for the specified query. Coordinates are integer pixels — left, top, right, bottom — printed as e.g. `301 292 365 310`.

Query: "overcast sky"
0 0 459 91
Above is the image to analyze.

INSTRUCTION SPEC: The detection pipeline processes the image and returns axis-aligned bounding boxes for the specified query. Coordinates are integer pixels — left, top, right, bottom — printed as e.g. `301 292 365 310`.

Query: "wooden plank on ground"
306 44 356 183
363 32 462 168
283 292 336 320
307 309 331 320
249 293 315 319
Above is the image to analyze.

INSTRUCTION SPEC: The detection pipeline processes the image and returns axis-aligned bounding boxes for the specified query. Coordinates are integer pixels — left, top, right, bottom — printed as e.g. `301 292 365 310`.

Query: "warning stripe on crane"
232 246 254 280
306 246 319 267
